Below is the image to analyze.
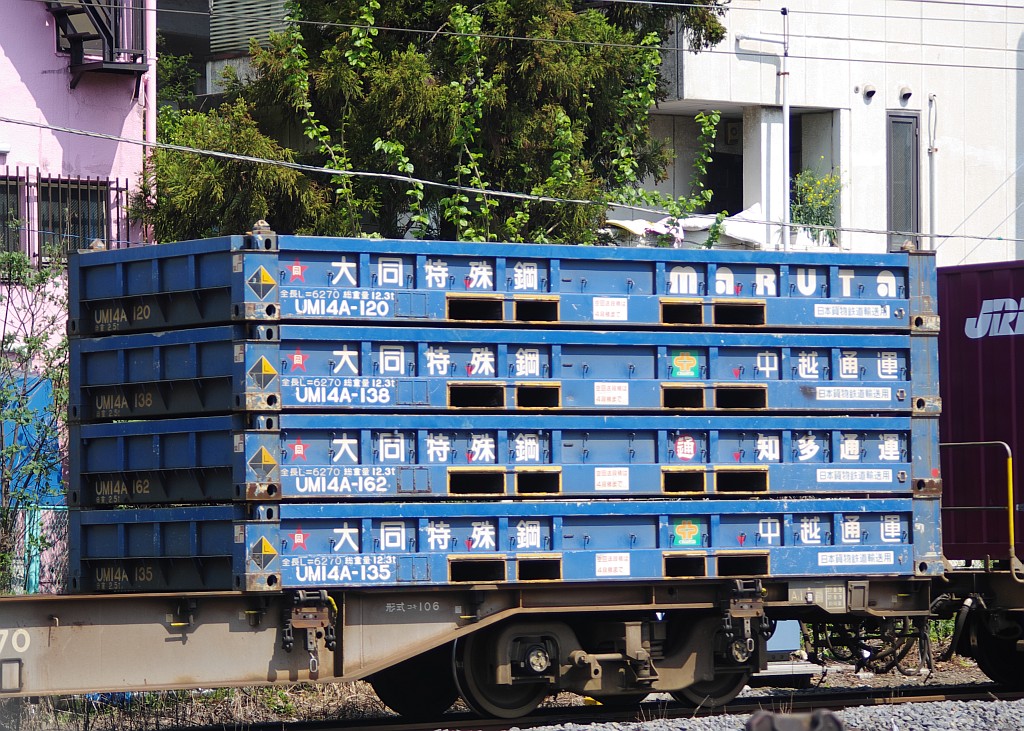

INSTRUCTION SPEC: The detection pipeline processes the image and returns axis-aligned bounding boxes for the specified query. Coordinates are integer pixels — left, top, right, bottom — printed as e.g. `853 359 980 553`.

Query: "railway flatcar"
6 228 1017 721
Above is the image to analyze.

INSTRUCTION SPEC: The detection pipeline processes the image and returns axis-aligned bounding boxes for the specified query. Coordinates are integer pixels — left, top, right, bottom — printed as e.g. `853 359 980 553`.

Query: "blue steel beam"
68 496 940 592
70 413 917 505
70 236 921 334
69 325 926 419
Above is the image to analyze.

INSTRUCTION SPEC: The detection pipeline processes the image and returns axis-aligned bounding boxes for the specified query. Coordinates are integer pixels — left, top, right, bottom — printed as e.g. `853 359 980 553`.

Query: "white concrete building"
648 0 1024 265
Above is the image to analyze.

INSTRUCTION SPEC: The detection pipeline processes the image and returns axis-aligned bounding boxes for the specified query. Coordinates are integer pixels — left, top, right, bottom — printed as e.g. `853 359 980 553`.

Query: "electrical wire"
3 226 142 249
3 113 1024 247
602 0 1023 13
19 0 1024 71
935 155 1024 250
9 2 1024 246
0 114 632 211
31 0 1024 25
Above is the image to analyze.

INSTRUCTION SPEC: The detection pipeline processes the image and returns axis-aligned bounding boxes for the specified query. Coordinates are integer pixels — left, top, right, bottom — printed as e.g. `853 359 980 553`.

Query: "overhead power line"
0 114 605 208
17 0 1024 71
1 113 1022 247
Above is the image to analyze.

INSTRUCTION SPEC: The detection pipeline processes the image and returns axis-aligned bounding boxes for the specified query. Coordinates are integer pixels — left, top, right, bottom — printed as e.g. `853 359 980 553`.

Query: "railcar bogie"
964 611 1024 687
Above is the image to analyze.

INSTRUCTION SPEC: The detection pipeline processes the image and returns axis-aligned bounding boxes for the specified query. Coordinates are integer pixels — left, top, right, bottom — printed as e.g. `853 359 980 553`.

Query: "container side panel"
938 262 1024 561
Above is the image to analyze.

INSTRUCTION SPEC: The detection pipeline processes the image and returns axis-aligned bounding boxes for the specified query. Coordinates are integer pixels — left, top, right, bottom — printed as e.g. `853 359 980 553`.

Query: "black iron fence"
0 167 133 260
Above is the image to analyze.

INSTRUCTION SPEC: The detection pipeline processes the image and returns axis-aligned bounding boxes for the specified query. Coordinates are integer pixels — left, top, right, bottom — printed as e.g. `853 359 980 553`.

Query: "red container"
939 262 1024 562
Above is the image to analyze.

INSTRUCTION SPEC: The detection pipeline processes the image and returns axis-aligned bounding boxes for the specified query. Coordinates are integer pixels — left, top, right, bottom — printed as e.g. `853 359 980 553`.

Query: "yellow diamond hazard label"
249 537 278 570
246 266 277 300
248 356 278 389
248 446 278 478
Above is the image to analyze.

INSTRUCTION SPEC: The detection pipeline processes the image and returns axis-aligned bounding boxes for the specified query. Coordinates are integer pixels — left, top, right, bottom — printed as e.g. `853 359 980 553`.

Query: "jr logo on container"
964 298 1024 338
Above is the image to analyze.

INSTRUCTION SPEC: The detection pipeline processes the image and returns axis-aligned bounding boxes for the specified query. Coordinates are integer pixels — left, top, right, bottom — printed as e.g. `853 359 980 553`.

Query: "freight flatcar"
0 228 989 721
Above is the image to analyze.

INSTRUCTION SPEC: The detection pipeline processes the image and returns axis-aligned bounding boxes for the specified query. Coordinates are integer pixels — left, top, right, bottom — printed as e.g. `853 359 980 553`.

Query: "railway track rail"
160 683 1024 731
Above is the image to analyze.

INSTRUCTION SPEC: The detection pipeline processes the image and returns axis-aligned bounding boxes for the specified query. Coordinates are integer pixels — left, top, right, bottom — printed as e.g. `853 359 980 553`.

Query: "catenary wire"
27 0 1024 25
600 0 1024 12
2 113 1023 246
10 3 1024 246
0 114 608 209
17 0 1024 71
935 155 1024 250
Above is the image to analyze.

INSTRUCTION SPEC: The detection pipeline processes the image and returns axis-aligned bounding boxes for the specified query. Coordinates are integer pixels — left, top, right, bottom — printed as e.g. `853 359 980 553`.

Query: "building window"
37 179 110 255
0 177 21 253
887 112 919 248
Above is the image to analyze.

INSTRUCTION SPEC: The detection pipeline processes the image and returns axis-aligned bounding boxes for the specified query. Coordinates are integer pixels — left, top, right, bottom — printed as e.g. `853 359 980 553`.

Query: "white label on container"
233 435 245 452
595 552 631 576
594 382 629 405
817 551 895 566
593 297 628 321
595 467 630 492
817 469 893 483
815 387 892 401
234 344 245 363
814 304 891 319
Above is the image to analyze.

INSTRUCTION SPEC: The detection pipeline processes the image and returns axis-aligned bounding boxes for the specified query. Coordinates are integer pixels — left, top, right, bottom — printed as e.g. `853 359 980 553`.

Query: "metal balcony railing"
46 1 147 88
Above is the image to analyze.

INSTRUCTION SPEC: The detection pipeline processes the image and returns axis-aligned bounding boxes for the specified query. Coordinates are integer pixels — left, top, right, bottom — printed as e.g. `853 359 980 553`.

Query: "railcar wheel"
970 614 1024 688
368 643 459 719
670 668 752 709
453 630 549 718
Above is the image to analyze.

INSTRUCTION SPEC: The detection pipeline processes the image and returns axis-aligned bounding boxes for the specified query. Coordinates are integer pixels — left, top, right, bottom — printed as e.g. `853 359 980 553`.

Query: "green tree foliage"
791 164 842 245
0 250 66 593
148 0 726 242
133 99 342 242
637 110 728 248
155 34 200 108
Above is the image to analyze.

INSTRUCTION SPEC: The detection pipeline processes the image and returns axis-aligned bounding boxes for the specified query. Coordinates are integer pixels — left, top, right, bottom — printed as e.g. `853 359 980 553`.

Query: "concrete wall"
661 0 1024 265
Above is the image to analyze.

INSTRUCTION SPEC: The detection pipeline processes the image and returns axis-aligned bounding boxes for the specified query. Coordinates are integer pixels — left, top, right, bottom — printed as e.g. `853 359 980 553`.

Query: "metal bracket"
910 313 940 332
244 598 270 628
282 590 337 654
245 220 279 251
170 599 197 629
720 580 766 664
913 477 942 497
726 579 765 619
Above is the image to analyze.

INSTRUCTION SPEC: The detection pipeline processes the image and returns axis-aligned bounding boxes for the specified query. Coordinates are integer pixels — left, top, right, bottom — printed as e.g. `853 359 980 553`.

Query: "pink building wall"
0 2 153 592
0 1 153 254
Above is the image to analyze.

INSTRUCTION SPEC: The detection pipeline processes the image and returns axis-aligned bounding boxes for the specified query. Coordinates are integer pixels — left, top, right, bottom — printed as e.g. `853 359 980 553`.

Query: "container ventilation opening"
450 559 505 583
665 555 706 578
448 298 503 321
713 303 765 326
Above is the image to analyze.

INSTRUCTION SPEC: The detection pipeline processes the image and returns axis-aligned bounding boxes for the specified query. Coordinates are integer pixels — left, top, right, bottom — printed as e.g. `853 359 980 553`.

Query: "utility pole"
737 8 791 251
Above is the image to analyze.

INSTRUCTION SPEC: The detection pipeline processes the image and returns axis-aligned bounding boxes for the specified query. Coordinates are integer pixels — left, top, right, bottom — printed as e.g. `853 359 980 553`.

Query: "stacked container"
67 231 944 593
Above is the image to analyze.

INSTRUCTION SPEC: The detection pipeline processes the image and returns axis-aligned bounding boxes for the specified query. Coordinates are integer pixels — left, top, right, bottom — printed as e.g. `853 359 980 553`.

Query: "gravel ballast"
516 700 1024 731
515 659 1013 731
